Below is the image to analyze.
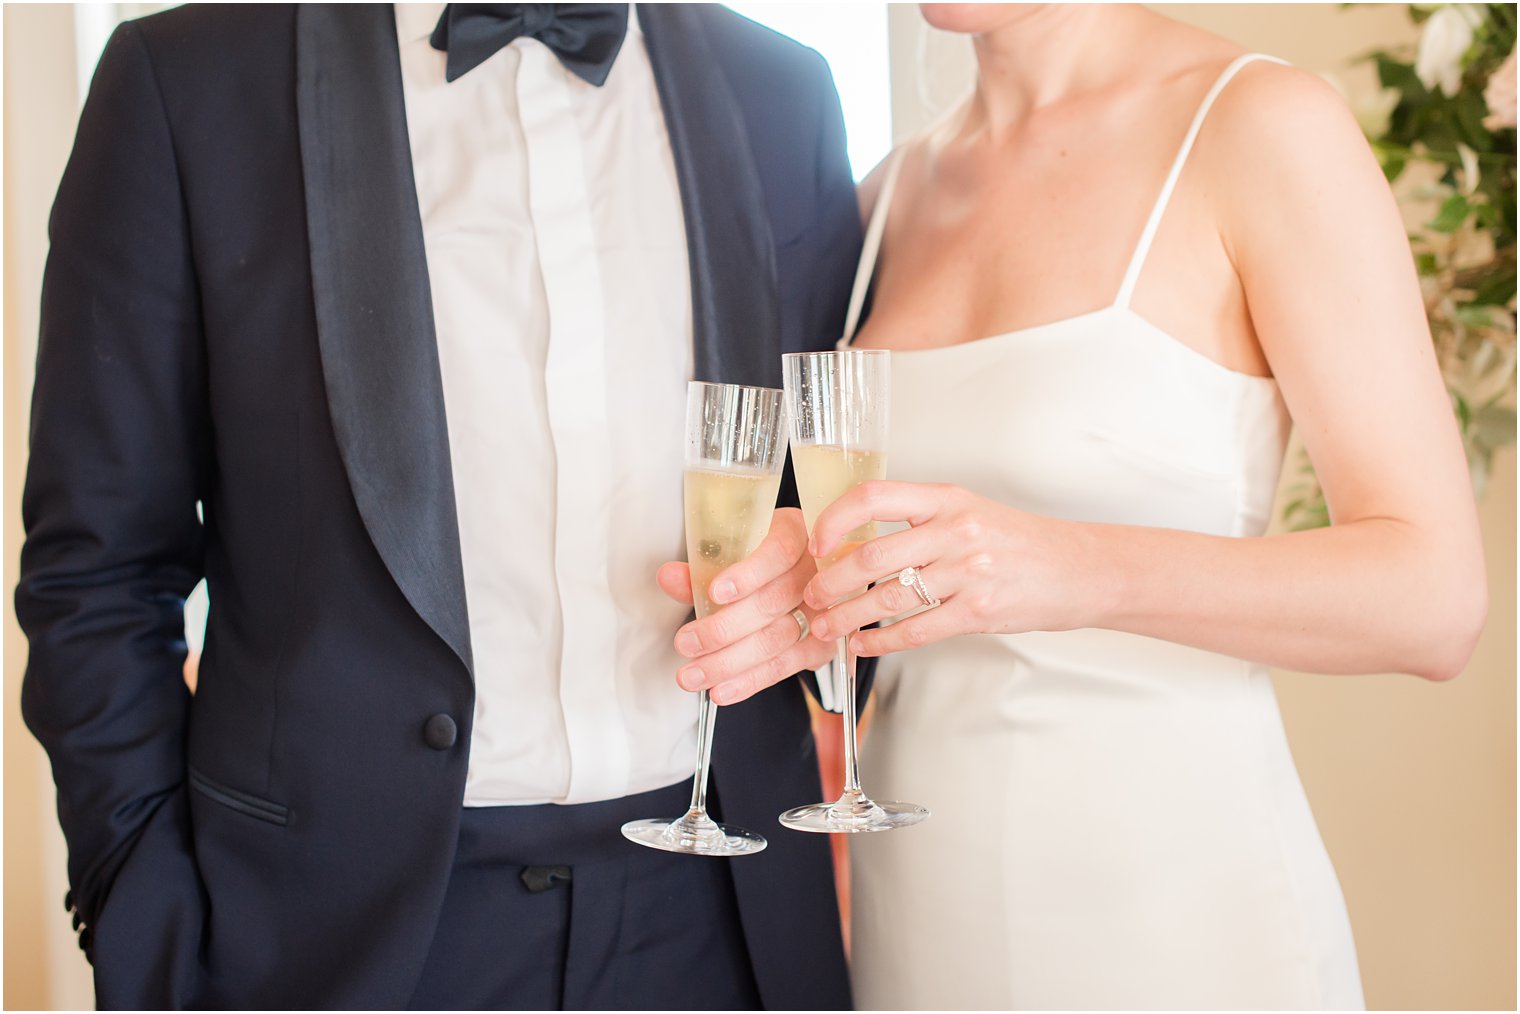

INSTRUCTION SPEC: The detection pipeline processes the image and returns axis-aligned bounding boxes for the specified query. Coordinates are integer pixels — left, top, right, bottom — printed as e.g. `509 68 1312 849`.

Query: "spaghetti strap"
1114 53 1288 309
842 147 908 343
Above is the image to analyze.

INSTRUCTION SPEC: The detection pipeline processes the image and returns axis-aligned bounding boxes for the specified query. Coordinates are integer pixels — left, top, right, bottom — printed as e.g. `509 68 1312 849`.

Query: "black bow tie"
430 4 630 86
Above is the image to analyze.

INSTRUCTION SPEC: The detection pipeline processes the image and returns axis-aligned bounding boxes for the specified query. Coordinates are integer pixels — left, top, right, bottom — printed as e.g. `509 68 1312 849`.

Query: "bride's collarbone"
864 218 1263 373
861 60 1274 369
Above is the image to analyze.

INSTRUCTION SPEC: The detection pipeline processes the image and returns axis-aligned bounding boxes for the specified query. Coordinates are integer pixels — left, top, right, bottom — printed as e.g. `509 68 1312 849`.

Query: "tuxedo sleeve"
16 20 209 1005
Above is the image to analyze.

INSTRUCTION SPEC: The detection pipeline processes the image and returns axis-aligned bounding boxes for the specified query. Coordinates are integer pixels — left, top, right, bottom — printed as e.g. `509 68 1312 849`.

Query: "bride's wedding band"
791 608 811 642
898 566 941 608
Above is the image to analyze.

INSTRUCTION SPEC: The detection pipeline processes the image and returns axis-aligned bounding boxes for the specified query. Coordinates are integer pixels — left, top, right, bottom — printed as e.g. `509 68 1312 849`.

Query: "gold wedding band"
791 608 811 642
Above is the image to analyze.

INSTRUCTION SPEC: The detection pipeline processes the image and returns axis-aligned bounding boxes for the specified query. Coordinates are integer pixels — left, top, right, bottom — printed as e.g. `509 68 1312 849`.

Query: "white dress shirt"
395 3 697 805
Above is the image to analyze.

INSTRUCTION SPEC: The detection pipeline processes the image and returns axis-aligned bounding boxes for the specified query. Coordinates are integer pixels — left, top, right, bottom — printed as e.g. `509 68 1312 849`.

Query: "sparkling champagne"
792 444 886 569
779 350 928 834
684 468 783 617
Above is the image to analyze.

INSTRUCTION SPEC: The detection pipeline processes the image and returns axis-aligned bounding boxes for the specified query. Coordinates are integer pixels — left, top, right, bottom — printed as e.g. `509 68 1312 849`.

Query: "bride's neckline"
841 53 1288 390
849 304 1278 387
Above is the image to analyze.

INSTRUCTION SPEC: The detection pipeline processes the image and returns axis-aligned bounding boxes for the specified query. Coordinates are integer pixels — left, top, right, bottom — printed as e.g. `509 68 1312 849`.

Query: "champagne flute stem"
688 688 719 815
838 634 863 796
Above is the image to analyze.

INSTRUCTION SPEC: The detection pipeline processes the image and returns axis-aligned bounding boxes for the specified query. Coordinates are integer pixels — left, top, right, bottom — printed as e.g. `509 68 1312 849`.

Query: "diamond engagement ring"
898 566 940 608
791 608 811 642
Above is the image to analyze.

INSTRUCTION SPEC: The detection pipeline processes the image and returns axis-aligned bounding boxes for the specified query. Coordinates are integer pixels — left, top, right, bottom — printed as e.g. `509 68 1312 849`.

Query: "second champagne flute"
621 381 786 856
780 349 929 833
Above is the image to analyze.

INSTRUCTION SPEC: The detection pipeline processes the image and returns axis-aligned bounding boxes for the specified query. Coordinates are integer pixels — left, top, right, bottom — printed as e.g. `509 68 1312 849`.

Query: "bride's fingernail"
711 578 737 603
677 666 705 691
675 630 700 656
711 684 734 705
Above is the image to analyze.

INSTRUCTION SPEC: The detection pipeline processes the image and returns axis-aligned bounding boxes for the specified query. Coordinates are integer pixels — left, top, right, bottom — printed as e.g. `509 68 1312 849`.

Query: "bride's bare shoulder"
1123 5 1364 171
1213 58 1358 131
1189 56 1398 275
856 154 894 228
1199 58 1375 183
855 135 931 228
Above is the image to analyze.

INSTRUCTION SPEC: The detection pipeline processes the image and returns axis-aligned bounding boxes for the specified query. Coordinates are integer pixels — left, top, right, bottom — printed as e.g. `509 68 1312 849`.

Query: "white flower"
1483 48 1516 130
1416 4 1484 96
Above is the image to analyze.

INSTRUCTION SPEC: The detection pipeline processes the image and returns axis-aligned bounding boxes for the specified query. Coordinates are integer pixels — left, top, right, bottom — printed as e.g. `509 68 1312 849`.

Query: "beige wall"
4 5 97 1009
890 4 1516 1010
1276 450 1516 1012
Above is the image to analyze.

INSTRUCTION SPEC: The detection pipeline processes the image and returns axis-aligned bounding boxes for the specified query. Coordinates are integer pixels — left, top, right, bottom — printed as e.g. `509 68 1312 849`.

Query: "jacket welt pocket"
188 765 289 826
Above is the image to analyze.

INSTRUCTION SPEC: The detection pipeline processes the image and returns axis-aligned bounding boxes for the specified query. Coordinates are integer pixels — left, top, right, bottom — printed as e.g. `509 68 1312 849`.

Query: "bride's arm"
797 66 1486 685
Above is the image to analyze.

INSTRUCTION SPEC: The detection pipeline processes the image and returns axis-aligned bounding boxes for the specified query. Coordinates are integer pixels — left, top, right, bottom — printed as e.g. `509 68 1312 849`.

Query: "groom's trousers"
407 779 761 1010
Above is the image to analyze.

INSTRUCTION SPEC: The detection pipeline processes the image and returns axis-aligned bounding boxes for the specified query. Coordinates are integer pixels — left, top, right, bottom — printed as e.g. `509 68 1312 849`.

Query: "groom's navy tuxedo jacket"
18 4 862 1008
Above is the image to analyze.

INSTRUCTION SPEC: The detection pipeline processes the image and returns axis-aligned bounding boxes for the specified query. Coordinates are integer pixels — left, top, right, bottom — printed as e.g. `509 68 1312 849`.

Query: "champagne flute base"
778 797 930 834
621 817 768 857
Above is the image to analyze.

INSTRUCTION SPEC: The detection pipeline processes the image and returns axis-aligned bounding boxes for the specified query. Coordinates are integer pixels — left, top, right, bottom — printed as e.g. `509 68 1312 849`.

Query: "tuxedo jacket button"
424 714 457 751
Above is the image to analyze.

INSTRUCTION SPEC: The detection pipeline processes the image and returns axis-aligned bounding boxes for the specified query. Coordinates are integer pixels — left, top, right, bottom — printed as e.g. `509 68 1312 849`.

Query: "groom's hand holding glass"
657 507 837 705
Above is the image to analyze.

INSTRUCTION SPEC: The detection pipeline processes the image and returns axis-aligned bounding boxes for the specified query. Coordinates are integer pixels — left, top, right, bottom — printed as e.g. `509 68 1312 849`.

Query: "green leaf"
1472 263 1518 305
1455 304 1496 328
1429 193 1472 233
1483 2 1517 47
1453 390 1473 431
1453 91 1495 150
1371 139 1415 161
1474 202 1502 228
1375 53 1422 95
1289 499 1332 532
1372 140 1414 181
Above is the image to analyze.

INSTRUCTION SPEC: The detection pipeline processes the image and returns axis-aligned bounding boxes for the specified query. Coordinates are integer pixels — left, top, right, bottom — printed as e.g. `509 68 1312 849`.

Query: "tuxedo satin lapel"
639 4 780 388
296 4 472 674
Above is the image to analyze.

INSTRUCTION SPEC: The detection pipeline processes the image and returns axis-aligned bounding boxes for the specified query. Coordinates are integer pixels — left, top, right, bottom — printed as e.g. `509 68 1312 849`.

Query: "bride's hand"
803 482 1105 657
656 507 838 704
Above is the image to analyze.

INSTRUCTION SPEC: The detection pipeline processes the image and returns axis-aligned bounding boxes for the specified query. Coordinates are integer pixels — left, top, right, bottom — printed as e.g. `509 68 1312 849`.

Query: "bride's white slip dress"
845 54 1365 1011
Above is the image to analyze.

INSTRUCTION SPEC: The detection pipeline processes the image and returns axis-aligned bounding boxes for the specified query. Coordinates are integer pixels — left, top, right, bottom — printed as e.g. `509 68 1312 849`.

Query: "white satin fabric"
847 55 1365 1010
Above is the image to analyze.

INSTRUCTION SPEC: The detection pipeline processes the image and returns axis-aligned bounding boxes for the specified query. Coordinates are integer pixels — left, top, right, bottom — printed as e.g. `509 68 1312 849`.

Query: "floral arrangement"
1283 3 1517 530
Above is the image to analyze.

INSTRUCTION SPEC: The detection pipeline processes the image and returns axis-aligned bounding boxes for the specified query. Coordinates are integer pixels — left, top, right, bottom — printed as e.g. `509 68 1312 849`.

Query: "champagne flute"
622 381 787 856
780 350 929 833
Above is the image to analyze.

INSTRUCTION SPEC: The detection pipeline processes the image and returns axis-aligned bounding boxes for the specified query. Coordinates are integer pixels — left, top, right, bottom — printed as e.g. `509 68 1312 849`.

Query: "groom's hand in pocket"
657 507 837 705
